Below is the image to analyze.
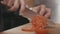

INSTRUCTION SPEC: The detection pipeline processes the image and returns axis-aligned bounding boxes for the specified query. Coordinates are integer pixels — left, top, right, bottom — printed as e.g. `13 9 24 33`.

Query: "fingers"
44 8 51 18
8 0 19 11
38 4 51 18
19 0 26 12
39 4 46 16
1 0 9 5
19 0 26 15
32 4 51 18
20 0 26 12
0 0 14 7
7 0 15 7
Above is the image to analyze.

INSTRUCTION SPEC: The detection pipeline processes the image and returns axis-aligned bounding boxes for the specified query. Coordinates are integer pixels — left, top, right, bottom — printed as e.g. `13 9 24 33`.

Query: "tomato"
22 15 48 34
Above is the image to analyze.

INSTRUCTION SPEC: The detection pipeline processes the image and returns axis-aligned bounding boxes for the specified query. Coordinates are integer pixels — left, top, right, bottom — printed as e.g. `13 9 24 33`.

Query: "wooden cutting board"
0 22 60 34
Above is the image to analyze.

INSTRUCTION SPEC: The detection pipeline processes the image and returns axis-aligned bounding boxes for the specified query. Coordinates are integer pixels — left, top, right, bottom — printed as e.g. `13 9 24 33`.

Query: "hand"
9 0 26 14
32 4 51 18
1 0 14 7
8 0 20 11
1 0 19 11
1 0 26 12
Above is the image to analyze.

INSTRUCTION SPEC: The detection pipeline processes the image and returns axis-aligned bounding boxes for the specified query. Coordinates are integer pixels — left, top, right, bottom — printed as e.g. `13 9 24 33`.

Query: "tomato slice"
22 28 34 32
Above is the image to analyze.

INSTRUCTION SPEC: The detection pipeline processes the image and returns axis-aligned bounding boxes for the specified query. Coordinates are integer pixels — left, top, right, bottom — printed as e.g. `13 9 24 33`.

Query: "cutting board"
0 22 60 34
